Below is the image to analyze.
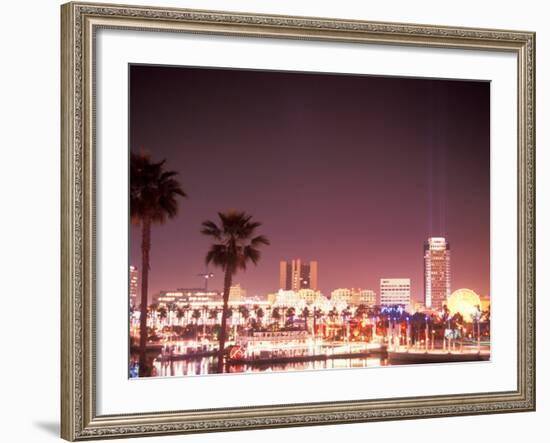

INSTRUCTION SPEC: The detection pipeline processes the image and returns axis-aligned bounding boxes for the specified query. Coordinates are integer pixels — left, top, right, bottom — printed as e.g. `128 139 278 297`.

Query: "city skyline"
130 65 490 302
131 235 483 304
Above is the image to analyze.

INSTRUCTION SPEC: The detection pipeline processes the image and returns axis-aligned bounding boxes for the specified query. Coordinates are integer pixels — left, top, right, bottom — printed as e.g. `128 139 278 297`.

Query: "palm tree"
300 307 310 332
272 307 281 329
286 307 296 326
201 210 269 373
167 302 177 326
148 303 159 329
176 307 185 327
238 305 250 328
355 304 368 320
341 306 352 340
254 306 265 328
191 309 201 340
209 308 219 330
209 308 219 321
131 152 186 377
192 309 202 324
202 304 209 335
183 303 191 327
313 307 323 337
158 306 168 326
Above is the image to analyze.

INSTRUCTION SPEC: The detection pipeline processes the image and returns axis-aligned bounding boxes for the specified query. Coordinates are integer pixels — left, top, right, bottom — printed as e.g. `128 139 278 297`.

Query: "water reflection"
153 356 389 377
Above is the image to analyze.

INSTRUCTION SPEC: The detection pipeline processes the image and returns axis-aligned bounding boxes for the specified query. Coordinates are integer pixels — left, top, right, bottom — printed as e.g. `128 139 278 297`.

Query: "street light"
197 271 214 292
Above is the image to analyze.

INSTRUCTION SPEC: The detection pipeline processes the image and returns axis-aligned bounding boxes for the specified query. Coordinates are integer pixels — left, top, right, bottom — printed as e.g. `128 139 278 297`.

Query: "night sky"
129 64 490 303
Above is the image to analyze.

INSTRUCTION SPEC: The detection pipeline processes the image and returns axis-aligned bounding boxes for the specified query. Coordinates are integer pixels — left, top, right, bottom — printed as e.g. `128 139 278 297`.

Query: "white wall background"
0 0 546 442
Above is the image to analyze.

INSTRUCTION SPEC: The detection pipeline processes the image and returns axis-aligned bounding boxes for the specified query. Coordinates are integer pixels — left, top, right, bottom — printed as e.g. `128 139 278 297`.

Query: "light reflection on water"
153 357 388 377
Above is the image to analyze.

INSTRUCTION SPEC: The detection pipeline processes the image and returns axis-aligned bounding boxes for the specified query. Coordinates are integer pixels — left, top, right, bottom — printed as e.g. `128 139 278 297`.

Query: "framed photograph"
61 1 536 440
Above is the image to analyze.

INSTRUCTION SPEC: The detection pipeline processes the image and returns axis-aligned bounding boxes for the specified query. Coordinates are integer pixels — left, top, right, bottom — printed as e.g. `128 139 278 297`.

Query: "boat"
228 330 386 364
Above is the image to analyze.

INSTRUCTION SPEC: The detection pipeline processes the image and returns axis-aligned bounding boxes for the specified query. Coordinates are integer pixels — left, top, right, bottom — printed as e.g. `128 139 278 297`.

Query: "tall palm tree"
202 304 209 335
191 309 202 340
286 307 296 326
201 210 269 373
313 307 323 337
355 304 368 320
131 152 186 376
158 306 168 326
342 306 352 338
209 308 219 329
183 303 191 327
209 307 219 321
239 305 250 327
148 303 159 329
272 307 281 329
167 302 177 327
255 307 265 327
300 307 310 332
176 307 185 327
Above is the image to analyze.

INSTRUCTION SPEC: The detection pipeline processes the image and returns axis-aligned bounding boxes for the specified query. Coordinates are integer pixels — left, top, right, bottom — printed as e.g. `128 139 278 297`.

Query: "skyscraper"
380 279 411 306
129 265 139 305
279 259 318 291
424 237 451 310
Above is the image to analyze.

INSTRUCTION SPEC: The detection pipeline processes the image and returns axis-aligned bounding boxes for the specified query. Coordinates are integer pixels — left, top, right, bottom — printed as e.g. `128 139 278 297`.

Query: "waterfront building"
273 290 306 309
229 283 247 302
331 288 377 307
272 289 331 309
424 237 451 310
331 288 352 305
380 278 411 307
297 288 324 305
155 288 221 305
355 289 377 307
279 259 318 291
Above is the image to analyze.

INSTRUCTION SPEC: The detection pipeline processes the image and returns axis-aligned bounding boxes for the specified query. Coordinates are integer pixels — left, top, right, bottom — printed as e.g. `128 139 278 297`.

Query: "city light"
129 244 491 378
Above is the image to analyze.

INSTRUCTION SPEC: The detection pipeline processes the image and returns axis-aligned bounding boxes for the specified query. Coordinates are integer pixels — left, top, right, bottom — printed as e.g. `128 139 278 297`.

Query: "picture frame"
61 1 536 440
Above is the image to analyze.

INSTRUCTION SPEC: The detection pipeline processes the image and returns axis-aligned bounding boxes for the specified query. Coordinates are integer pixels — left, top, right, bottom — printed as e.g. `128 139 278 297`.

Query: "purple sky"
129 64 490 302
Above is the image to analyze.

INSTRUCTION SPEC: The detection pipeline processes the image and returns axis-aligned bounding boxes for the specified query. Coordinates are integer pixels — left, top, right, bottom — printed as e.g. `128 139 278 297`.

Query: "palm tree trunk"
217 270 232 373
138 218 151 377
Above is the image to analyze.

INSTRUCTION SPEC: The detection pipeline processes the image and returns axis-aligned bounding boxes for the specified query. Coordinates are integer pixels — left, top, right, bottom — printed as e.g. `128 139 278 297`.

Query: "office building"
356 289 377 307
424 237 451 310
380 278 411 306
229 283 247 302
129 265 139 304
279 259 318 291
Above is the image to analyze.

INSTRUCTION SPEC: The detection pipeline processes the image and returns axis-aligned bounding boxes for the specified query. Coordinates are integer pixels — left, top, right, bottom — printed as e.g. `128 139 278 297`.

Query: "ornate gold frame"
61 2 536 440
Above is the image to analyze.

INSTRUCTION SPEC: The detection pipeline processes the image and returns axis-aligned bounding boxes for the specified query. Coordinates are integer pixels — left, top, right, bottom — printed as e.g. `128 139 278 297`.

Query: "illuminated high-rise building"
129 265 139 305
279 259 318 291
424 237 451 310
380 279 411 306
